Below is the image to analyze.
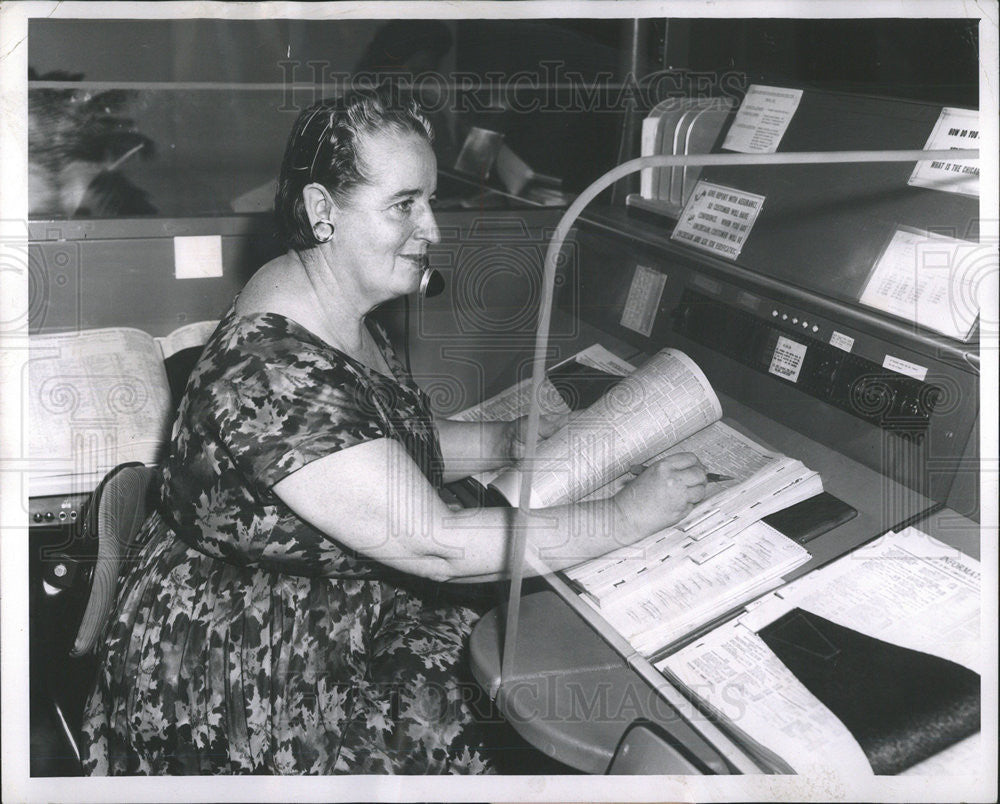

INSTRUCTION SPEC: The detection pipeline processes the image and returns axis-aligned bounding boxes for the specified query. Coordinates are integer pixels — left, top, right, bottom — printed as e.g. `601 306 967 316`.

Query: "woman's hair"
274 84 433 250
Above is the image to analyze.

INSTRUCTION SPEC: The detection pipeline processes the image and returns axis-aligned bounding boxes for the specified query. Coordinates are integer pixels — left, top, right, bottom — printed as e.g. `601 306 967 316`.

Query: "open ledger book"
486 347 821 511
28 321 217 497
457 346 823 657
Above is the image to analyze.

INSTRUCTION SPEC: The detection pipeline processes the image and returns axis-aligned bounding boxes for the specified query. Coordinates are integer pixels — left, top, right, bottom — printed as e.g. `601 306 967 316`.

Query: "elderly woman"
80 85 706 775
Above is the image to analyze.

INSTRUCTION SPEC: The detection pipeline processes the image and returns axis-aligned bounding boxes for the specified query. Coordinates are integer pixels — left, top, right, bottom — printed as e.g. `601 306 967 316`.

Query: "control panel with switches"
672 289 942 432
29 493 88 528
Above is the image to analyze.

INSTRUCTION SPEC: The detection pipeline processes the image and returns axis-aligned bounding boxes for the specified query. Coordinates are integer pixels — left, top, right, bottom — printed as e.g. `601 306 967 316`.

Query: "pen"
628 465 733 483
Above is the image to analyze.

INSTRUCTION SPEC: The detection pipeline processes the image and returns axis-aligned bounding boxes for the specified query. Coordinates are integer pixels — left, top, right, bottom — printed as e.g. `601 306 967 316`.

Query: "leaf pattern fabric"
80 305 495 775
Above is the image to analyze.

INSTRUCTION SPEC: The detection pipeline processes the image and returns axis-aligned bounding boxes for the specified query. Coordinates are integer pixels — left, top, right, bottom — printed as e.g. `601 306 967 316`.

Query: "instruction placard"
829 331 855 353
672 181 765 260
722 85 803 154
908 107 980 197
769 336 808 383
620 264 667 336
883 355 928 382
859 228 982 342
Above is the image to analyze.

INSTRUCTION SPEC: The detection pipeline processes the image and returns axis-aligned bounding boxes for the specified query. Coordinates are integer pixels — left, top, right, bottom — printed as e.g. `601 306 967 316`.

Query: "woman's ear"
301 182 335 227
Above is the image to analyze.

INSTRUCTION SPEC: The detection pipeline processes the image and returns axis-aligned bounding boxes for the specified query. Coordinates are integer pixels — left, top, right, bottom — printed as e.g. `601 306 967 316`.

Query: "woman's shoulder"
191 264 334 387
229 256 332 345
235 253 302 318
215 258 308 341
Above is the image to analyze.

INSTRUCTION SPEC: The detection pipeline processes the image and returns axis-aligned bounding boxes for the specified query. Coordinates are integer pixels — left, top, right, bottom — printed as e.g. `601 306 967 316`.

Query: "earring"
313 220 334 243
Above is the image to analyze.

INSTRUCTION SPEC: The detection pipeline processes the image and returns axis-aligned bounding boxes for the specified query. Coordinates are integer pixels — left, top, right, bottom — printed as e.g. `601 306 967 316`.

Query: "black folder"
759 607 981 774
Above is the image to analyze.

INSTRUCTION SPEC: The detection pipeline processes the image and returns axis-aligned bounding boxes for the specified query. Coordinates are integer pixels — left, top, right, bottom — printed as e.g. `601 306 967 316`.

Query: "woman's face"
329 128 439 305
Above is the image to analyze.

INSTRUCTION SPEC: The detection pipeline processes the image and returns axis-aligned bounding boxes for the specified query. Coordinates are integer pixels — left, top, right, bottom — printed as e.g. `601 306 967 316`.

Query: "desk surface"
471 505 981 774
469 360 981 774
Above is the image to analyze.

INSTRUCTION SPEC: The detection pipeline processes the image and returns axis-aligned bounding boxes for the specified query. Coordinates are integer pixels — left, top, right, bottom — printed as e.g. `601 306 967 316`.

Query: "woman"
80 85 706 775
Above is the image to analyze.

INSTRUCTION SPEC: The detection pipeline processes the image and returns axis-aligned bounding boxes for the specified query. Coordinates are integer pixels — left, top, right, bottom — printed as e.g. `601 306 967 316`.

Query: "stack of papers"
656 527 982 775
586 520 810 656
566 456 820 656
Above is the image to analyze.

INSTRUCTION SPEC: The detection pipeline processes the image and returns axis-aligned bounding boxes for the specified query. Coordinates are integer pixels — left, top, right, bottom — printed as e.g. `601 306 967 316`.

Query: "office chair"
34 462 157 770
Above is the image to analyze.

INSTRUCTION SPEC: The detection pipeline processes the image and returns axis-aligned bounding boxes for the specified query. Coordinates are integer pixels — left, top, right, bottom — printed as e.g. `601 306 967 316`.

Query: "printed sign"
829 331 855 353
671 181 765 260
859 228 981 342
769 336 808 383
908 107 980 197
883 355 928 382
722 85 803 154
620 264 667 337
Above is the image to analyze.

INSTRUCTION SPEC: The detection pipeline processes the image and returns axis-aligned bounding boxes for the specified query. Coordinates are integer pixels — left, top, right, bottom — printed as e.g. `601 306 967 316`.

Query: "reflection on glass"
28 70 158 219
29 79 298 220
28 82 589 219
26 17 639 220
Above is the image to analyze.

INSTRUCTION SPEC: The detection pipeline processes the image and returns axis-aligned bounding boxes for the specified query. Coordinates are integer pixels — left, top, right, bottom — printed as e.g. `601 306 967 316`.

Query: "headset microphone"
404 258 443 376
418 258 445 298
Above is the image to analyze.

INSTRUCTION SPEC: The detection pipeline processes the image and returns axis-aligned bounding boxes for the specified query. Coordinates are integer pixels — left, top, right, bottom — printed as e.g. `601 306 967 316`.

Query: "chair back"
70 463 157 657
606 719 719 775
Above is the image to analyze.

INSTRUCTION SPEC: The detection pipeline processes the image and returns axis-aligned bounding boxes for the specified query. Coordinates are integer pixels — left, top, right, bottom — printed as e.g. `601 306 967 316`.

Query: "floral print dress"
80 305 495 775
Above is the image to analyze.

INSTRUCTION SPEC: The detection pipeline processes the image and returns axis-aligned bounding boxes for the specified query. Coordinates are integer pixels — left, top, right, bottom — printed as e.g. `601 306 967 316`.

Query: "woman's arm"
434 414 567 483
272 437 705 583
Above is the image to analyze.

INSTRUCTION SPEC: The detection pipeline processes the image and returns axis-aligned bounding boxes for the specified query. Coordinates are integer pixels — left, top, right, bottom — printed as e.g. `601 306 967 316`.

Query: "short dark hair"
274 84 433 250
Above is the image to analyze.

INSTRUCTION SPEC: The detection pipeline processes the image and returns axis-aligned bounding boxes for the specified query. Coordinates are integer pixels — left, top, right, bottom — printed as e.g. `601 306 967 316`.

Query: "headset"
418 259 445 299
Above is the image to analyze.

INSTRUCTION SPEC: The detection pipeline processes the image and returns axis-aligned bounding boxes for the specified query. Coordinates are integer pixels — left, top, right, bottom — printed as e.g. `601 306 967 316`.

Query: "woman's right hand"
613 452 707 537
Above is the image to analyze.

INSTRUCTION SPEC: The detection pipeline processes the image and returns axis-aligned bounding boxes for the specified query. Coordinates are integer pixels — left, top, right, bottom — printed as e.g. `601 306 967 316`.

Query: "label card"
671 181 765 260
174 235 224 279
722 85 804 154
908 107 980 197
859 228 982 341
883 355 928 381
829 331 855 353
769 336 808 382
620 264 667 337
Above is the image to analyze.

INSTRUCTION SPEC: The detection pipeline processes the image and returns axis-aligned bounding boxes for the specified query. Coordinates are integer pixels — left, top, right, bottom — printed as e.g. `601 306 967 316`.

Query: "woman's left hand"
502 411 569 464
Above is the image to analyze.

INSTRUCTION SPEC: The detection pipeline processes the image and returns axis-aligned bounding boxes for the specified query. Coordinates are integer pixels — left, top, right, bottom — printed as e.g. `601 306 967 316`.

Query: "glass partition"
28 84 294 219
28 17 639 220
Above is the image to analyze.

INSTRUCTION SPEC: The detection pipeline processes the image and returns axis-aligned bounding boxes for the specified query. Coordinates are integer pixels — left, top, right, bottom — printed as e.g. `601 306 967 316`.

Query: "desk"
469 395 980 773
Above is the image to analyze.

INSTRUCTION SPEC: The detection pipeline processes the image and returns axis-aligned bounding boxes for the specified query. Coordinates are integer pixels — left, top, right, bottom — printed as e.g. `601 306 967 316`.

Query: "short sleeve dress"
80 304 495 775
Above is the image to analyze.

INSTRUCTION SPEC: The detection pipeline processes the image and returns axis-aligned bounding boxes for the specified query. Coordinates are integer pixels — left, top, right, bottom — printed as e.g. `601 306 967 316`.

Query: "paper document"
908 107 980 197
449 345 634 487
659 528 981 775
449 375 570 424
29 328 173 490
722 85 803 154
155 320 218 360
660 619 874 776
620 264 668 337
490 349 722 508
581 419 780 504
590 521 810 655
671 180 765 260
859 228 981 341
450 344 634 423
741 527 981 672
566 451 821 611
570 344 637 376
